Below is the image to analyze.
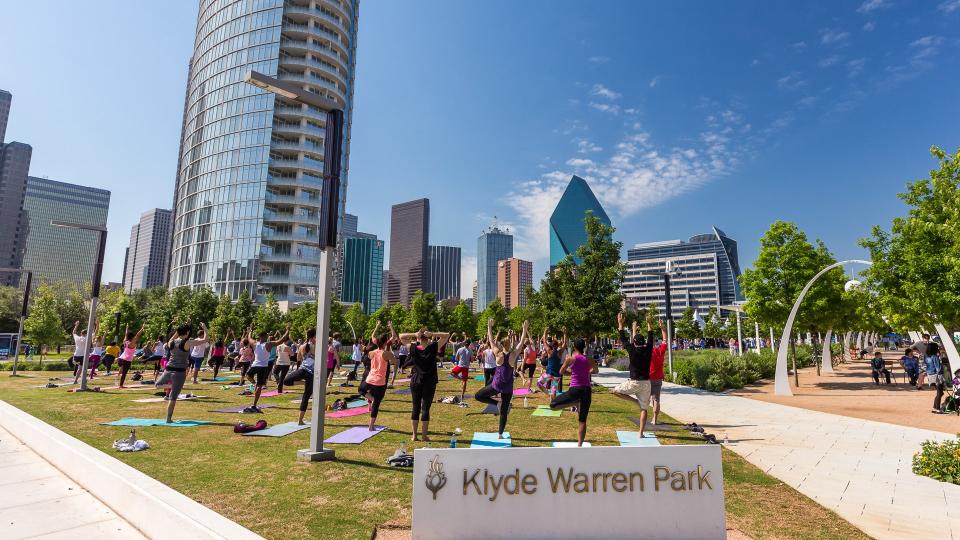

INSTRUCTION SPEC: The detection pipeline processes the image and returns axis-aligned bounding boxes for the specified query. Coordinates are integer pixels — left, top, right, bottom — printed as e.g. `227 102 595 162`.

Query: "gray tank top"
167 339 191 370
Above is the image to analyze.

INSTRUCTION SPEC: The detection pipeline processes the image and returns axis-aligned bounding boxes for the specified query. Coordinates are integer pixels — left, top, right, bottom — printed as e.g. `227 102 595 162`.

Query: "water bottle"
523 396 528 408
723 432 729 445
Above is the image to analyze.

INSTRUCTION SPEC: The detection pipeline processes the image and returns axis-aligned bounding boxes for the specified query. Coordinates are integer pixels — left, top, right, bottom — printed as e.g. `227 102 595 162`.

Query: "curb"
0 400 264 540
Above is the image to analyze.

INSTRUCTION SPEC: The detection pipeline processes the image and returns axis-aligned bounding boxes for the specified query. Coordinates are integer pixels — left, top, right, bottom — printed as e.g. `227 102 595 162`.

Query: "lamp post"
0 268 32 376
719 303 746 356
245 70 341 462
641 260 682 376
52 220 107 392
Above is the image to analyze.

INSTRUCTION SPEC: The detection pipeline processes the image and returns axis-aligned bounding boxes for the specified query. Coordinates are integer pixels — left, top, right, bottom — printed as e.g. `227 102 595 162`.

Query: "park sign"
412 445 725 539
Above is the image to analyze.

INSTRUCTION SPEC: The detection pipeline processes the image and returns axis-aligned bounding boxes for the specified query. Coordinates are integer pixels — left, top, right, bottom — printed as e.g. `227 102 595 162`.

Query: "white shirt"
483 348 496 369
276 344 291 366
252 342 270 367
190 342 208 358
73 334 88 356
351 344 362 362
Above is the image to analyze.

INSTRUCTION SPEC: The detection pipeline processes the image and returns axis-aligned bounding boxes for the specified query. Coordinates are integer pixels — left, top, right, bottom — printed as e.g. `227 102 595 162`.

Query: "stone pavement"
0 424 146 540
594 367 960 540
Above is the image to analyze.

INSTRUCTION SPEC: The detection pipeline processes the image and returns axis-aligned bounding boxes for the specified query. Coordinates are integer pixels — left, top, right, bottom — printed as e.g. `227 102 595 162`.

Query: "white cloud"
857 0 892 13
588 102 620 115
649 75 662 88
820 28 851 44
886 36 943 82
777 72 807 90
590 83 621 100
460 255 477 299
792 41 808 50
576 138 602 153
588 55 611 63
818 55 842 67
750 59 760 66
940 0 960 12
797 96 818 108
565 158 595 168
847 57 867 77
623 108 640 115
863 21 876 31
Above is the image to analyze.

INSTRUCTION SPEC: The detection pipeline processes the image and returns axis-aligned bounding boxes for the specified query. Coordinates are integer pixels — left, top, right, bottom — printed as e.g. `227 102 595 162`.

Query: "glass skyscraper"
169 0 359 301
427 245 461 302
476 225 512 312
123 209 173 293
341 236 383 314
549 175 611 268
21 177 111 288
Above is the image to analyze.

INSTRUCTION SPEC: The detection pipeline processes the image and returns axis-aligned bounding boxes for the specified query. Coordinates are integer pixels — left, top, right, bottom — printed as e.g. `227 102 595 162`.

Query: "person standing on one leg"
451 337 474 402
481 337 498 386
210 339 226 380
117 324 145 388
157 323 208 423
549 338 598 447
474 319 528 439
283 329 316 425
274 340 292 393
246 326 290 413
611 312 654 436
648 319 668 425
522 337 538 390
103 341 119 378
363 330 395 431
189 337 209 384
398 323 449 442
70 321 88 380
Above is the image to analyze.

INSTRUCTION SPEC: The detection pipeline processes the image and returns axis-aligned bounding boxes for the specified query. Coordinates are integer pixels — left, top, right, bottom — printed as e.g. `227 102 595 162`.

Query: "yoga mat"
513 388 531 396
393 388 412 395
202 377 229 382
474 376 486 381
394 378 411 384
324 425 386 444
532 405 561 417
552 441 592 448
258 390 287 398
101 418 210 427
346 399 368 409
243 422 310 437
327 407 368 418
481 403 510 415
617 431 660 447
628 418 676 432
132 395 204 403
100 385 146 390
470 432 511 448
211 405 276 413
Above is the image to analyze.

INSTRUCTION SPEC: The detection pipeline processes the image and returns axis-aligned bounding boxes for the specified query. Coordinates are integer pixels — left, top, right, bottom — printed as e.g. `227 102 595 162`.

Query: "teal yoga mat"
243 422 311 437
532 406 561 417
470 432 512 448
102 418 210 427
616 431 660 447
346 399 368 409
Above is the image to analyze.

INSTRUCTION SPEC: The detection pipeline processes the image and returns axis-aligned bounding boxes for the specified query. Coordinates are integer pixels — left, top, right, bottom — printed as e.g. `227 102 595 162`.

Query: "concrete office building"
341 236 383 314
0 89 31 286
621 227 743 317
386 198 429 307
168 0 360 301
21 177 111 288
427 245 461 302
476 225 512 312
123 209 173 293
549 175 611 268
497 257 532 309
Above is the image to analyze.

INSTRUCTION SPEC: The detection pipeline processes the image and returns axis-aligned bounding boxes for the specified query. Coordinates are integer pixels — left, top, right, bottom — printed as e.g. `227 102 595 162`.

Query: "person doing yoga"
474 319 529 439
549 337 598 447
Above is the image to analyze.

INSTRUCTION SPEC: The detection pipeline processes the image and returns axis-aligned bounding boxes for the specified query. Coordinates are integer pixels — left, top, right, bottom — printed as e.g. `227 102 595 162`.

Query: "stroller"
941 372 960 415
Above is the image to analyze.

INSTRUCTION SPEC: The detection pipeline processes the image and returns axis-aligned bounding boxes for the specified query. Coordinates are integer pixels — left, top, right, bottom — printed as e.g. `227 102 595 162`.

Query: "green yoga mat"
532 406 561 417
101 418 210 427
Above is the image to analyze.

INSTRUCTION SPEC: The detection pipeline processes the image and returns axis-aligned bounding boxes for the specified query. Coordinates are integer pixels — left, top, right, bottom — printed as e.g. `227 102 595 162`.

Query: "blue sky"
1 0 958 296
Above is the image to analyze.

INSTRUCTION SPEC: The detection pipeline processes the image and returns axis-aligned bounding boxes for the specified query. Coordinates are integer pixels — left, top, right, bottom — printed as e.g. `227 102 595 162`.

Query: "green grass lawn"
0 369 867 540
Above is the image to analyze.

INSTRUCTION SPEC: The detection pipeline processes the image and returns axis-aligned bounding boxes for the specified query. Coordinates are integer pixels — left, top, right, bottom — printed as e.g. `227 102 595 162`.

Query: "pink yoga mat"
327 407 367 418
394 378 411 384
259 390 297 398
513 388 531 396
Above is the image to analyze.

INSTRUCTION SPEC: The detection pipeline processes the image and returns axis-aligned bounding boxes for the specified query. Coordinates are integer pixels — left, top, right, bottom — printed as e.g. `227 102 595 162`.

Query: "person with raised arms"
611 312 655 436
364 325 396 431
474 319 529 439
399 325 450 442
273 338 293 393
117 323 145 388
549 336 598 447
451 336 474 403
245 325 290 413
283 328 317 425
157 322 207 423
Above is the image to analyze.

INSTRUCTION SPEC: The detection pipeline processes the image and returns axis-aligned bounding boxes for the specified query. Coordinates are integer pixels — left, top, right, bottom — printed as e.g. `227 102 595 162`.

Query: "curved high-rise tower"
169 0 359 301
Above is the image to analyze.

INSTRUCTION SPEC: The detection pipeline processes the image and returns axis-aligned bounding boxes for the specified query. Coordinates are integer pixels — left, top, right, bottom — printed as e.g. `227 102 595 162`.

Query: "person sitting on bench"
902 350 920 386
871 351 891 385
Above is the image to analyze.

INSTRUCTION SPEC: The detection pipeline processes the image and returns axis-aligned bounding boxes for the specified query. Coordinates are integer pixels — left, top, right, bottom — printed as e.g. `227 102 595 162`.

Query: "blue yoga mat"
346 399 368 409
470 432 512 448
243 422 311 437
393 388 412 395
617 431 660 447
102 418 210 427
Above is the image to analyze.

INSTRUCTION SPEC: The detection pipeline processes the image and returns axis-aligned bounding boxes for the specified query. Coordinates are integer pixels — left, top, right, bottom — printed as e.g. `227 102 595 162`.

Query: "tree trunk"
813 333 821 377
790 338 799 387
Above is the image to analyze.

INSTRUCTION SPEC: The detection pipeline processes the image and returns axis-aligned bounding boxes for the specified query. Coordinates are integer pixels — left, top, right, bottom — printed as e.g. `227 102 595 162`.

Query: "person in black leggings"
283 329 317 425
398 323 450 442
550 338 599 446
474 319 529 438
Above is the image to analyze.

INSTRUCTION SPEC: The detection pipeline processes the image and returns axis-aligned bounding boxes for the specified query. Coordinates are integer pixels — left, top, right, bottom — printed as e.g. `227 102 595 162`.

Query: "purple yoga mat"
211 405 276 413
327 407 367 418
324 425 385 444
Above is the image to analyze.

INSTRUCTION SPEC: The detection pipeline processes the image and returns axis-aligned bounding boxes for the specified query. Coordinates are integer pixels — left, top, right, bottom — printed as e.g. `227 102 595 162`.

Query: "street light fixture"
0 267 32 376
52 220 107 392
245 70 342 462
640 260 682 376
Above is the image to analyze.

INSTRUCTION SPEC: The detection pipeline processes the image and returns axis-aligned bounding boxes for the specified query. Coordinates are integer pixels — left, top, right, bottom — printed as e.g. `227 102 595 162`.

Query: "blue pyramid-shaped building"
549 175 611 268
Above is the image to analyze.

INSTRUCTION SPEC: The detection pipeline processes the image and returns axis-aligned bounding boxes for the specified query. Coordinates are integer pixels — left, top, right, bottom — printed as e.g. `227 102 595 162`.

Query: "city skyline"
1 1 958 298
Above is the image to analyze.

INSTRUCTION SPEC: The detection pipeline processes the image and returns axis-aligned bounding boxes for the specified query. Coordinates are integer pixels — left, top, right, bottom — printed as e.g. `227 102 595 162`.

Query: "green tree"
24 284 66 358
288 301 317 341
0 285 23 333
476 297 509 337
97 289 141 342
52 282 88 334
403 291 439 332
233 290 256 331
508 305 534 334
344 302 368 342
388 303 408 331
188 286 219 325
448 300 477 338
702 307 724 343
674 306 701 341
210 294 239 339
253 293 286 336
365 304 390 337
329 299 348 339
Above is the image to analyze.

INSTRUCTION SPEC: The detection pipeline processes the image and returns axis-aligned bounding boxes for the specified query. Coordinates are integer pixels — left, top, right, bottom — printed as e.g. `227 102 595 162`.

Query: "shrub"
607 348 628 360
610 357 630 371
913 436 960 485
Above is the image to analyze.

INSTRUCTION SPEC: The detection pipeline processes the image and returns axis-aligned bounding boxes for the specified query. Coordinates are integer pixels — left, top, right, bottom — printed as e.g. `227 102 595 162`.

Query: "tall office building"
427 245 461 302
476 225 512 312
21 177 111 288
123 209 173 293
0 89 31 286
386 198 429 307
168 0 360 301
621 227 743 317
549 175 611 268
497 257 532 309
341 236 383 314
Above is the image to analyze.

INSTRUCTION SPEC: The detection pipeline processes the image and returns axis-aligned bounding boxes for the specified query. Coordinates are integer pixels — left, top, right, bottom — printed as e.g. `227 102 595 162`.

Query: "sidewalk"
0 423 146 540
594 367 960 540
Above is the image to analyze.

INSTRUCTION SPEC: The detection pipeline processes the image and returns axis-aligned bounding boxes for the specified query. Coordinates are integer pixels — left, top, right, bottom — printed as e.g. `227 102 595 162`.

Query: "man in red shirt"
648 320 669 425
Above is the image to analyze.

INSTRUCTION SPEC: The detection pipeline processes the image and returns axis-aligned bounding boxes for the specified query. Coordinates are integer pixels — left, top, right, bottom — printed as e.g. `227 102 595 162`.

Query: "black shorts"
248 365 271 386
523 363 536 378
211 356 224 366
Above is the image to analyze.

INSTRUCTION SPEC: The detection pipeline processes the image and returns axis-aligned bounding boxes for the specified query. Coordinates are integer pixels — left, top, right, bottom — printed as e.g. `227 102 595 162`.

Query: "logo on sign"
425 455 447 500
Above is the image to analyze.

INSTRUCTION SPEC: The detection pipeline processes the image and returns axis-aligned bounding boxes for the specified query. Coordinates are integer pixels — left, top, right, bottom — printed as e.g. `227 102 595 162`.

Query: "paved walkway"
594 368 960 540
0 424 146 540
